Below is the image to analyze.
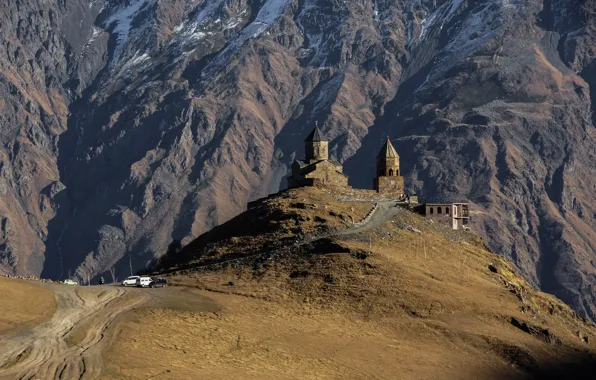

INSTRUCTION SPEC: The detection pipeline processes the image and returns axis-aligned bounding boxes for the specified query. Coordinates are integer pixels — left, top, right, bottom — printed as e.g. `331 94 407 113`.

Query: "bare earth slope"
0 280 217 380
0 0 595 322
0 277 56 335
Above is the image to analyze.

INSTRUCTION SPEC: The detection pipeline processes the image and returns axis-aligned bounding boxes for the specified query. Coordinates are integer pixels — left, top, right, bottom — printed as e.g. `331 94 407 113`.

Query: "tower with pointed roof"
374 138 405 195
287 124 348 188
305 123 329 163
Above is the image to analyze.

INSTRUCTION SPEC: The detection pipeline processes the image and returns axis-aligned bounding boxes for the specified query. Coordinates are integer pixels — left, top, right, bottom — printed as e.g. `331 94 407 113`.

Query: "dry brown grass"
0 277 56 335
101 296 511 380
157 185 373 271
101 187 596 379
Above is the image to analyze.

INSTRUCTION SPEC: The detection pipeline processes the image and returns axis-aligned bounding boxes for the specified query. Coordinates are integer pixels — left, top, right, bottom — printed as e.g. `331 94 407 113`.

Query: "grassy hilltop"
102 186 596 379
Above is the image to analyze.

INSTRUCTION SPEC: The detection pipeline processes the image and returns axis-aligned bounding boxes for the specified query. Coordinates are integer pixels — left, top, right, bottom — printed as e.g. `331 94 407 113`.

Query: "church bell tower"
305 123 328 163
374 137 404 195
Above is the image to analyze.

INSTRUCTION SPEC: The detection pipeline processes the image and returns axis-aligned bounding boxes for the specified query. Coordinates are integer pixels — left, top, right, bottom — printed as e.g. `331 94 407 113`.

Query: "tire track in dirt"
0 285 150 380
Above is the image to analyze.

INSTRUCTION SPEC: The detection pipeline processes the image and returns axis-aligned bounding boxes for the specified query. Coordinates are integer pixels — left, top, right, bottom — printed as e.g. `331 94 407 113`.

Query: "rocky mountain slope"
0 0 595 320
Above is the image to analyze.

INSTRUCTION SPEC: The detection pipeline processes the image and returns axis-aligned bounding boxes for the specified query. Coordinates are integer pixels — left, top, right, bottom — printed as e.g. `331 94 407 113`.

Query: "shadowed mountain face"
0 0 595 318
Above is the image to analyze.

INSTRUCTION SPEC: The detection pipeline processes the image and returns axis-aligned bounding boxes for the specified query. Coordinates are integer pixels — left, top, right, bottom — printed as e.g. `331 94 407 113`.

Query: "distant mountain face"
0 0 595 317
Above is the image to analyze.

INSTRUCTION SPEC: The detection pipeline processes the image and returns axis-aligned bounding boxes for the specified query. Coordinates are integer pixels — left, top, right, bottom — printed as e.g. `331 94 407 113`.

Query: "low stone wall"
247 184 416 210
353 203 378 227
323 186 405 203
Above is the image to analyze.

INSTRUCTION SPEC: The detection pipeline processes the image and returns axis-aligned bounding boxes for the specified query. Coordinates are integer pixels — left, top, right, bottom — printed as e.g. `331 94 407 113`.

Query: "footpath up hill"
134 186 596 379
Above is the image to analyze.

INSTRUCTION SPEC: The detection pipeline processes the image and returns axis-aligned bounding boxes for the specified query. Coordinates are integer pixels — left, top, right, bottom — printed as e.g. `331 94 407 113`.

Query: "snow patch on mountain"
80 26 102 56
415 0 464 44
194 0 227 25
246 0 290 34
312 72 345 114
104 0 152 64
373 0 380 22
418 1 502 89
201 0 291 76
419 12 437 41
171 0 246 47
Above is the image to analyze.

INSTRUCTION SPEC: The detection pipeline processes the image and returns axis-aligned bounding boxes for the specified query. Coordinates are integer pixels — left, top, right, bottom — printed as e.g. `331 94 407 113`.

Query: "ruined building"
418 203 471 231
287 126 348 188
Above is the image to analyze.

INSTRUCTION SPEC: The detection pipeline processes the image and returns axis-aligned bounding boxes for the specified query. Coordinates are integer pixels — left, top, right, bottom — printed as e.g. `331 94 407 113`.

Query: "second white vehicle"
135 277 153 288
122 276 140 287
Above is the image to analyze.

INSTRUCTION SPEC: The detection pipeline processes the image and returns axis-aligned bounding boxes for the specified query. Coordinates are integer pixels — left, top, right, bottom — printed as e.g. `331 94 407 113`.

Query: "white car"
135 277 153 288
63 279 78 286
122 276 140 287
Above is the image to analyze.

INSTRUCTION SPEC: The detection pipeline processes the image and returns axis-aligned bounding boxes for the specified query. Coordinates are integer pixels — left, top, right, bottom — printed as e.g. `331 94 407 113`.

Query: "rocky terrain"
0 0 595 321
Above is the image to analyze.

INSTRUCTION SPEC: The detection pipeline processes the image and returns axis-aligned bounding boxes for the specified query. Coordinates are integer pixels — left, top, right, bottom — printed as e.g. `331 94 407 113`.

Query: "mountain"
0 0 595 320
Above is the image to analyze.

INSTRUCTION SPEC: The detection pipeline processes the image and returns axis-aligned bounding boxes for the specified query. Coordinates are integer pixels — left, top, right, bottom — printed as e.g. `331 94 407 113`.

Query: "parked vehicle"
135 277 153 288
122 276 140 287
63 279 78 286
149 278 168 288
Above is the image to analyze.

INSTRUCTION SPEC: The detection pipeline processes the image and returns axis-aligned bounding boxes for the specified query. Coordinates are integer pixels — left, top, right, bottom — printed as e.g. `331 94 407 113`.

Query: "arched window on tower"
389 169 394 176
429 207 434 215
446 207 450 215
438 207 442 214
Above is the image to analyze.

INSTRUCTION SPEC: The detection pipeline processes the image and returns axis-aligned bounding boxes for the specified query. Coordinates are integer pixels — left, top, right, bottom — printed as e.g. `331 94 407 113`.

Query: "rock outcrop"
0 0 595 320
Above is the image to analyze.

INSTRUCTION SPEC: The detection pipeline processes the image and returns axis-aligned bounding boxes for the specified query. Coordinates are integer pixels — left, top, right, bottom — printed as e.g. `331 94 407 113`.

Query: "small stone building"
374 138 405 196
287 126 348 188
419 203 470 230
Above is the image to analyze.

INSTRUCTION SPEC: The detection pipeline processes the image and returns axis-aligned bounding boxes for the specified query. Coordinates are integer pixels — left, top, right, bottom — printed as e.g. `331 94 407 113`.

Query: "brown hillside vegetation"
102 187 596 380
0 277 56 335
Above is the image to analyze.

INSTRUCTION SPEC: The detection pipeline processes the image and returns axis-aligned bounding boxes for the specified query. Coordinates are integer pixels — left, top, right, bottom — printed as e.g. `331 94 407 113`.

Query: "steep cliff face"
0 0 595 319
0 0 105 276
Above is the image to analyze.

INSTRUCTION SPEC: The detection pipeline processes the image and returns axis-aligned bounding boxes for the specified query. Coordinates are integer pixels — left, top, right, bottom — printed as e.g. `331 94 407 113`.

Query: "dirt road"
0 283 216 380
337 201 403 235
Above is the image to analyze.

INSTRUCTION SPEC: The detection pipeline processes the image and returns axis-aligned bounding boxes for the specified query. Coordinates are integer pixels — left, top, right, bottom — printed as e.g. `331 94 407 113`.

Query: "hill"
99 186 596 379
2 186 596 379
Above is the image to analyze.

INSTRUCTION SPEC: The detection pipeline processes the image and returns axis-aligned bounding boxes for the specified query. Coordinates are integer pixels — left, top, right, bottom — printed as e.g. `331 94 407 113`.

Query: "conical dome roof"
306 125 325 142
377 137 399 159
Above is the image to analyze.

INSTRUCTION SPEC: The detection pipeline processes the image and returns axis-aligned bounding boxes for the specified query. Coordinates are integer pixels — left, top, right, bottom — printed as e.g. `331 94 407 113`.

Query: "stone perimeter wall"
326 186 405 203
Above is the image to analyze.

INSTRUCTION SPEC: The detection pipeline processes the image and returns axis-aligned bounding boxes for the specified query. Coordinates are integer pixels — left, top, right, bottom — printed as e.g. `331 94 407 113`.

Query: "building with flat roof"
418 203 470 230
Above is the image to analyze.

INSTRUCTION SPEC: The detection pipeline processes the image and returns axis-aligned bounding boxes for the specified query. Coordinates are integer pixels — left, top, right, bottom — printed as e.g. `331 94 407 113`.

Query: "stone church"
287 126 349 188
283 125 470 231
287 126 405 197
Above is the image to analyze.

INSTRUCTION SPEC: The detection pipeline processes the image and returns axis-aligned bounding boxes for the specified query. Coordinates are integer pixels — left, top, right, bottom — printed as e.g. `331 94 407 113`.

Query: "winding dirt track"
337 201 402 235
0 285 149 380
